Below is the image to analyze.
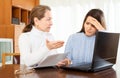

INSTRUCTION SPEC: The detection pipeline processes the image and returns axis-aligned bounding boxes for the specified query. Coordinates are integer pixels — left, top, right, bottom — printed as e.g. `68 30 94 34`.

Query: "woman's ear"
34 17 39 26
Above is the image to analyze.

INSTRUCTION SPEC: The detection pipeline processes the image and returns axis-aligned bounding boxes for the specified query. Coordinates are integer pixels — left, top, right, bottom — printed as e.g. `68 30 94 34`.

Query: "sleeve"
64 35 73 60
18 34 50 67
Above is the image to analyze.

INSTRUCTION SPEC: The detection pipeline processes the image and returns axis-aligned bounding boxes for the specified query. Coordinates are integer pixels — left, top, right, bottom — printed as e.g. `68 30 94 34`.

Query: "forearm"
19 34 50 66
20 46 50 67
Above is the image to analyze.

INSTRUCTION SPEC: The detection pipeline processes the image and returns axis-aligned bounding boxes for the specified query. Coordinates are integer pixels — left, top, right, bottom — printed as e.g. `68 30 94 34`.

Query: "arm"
64 35 73 60
19 33 64 67
56 35 73 67
19 34 50 66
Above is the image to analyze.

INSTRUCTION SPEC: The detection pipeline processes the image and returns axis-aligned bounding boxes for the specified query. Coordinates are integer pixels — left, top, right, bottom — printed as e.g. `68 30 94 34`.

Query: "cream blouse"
18 26 57 66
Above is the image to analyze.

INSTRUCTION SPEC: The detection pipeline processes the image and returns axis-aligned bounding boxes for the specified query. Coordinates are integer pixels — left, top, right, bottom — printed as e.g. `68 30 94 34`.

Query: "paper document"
33 53 66 68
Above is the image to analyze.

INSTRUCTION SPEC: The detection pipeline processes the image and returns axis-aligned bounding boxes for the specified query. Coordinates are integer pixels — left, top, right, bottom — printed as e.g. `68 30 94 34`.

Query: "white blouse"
18 26 57 66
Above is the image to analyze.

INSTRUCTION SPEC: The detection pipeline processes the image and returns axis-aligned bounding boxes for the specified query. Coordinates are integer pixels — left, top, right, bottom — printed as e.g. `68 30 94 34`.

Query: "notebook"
61 31 120 72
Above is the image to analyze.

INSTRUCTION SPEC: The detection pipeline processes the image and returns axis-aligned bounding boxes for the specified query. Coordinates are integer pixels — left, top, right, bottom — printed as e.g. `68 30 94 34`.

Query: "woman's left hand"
46 40 64 50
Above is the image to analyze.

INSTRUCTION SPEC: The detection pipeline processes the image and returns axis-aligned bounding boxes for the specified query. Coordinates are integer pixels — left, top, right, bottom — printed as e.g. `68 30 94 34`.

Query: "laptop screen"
93 31 120 64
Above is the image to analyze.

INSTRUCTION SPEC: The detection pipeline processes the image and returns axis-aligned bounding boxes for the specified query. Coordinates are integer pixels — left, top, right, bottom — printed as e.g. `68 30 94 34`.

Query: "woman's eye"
91 24 96 28
86 22 90 25
47 18 51 21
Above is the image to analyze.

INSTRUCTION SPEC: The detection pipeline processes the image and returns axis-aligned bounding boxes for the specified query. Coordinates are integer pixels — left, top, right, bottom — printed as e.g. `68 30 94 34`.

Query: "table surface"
0 64 120 78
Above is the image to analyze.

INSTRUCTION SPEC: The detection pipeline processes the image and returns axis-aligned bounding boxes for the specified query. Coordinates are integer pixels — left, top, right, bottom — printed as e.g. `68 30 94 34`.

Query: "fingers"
46 39 49 44
56 59 70 67
89 16 105 30
53 41 64 48
46 39 64 50
56 62 66 67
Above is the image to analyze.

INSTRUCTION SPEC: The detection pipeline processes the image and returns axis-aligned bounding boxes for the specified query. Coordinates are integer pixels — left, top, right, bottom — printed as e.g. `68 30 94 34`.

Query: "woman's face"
34 10 52 32
84 16 97 36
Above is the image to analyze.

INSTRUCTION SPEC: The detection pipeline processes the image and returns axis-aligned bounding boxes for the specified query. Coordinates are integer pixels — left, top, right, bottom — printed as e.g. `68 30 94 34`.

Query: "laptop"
61 31 120 72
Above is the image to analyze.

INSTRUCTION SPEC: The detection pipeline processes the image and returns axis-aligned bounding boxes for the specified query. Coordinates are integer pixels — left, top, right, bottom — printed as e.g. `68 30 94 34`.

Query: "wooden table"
0 64 119 78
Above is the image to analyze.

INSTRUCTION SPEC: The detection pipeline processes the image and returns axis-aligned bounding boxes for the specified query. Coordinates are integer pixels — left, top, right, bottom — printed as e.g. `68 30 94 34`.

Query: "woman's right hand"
89 16 105 31
46 39 64 50
56 58 71 67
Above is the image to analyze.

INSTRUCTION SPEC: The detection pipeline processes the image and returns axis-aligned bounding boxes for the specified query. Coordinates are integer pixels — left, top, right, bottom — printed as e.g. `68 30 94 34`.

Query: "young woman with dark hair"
57 9 106 66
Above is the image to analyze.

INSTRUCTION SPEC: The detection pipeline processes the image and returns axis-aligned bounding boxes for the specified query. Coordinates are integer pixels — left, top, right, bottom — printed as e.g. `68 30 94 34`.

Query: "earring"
36 24 39 29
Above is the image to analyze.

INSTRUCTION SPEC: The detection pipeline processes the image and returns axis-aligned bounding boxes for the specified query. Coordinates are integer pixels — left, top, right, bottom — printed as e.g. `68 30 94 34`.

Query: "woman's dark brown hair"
22 5 51 33
79 9 106 33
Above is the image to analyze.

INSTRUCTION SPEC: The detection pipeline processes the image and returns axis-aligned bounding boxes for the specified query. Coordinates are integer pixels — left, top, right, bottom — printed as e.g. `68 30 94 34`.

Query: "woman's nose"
87 25 92 29
50 20 53 26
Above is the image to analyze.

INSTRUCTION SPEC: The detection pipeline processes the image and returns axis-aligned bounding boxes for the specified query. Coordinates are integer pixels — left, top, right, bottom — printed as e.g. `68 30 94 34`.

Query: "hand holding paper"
33 53 66 69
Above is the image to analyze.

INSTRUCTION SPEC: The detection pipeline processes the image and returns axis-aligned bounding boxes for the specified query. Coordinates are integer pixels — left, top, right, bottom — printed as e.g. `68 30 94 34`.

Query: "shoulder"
19 32 30 40
69 32 85 38
67 32 86 42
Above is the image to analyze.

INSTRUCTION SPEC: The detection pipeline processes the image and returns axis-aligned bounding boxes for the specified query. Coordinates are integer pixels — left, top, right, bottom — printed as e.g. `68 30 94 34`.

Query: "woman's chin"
85 33 95 37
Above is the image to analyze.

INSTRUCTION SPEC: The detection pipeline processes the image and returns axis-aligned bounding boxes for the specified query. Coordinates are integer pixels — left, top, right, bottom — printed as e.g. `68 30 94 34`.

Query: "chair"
2 53 20 65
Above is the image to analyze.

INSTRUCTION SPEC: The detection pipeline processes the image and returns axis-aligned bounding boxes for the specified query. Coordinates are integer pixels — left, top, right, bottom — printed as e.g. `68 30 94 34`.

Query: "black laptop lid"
92 31 120 66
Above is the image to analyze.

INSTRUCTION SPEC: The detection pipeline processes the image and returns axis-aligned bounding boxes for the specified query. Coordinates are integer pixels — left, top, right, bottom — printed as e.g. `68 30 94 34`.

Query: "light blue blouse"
65 32 96 64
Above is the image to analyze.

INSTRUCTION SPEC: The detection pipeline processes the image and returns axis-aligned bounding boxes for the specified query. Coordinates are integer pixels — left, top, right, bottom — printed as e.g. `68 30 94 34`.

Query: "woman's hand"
46 39 64 50
56 58 71 67
89 16 105 31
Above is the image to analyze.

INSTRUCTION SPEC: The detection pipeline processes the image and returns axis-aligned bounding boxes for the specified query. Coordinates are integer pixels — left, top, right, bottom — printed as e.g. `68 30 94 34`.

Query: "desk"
0 64 119 78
